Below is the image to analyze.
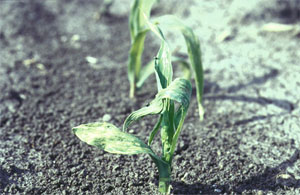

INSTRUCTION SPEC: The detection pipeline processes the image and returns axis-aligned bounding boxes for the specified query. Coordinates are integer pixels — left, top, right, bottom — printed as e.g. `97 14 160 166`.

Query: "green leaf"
129 0 156 41
123 96 165 131
169 106 188 158
157 78 192 108
128 0 156 97
154 41 173 91
155 15 205 120
73 121 171 190
143 14 173 90
73 122 157 155
123 78 192 131
144 15 165 41
160 101 175 161
148 114 163 145
157 78 192 163
128 29 149 97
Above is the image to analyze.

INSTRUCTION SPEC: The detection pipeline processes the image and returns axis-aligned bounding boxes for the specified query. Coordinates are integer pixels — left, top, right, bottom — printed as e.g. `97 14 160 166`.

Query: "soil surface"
1 0 300 194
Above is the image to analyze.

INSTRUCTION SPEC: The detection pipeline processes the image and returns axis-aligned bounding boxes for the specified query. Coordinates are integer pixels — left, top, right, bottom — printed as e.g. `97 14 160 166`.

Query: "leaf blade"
158 78 192 108
129 0 156 41
73 122 154 155
154 41 173 90
123 97 165 131
123 78 192 132
148 114 163 145
128 0 156 97
143 13 173 90
128 29 149 97
155 15 205 120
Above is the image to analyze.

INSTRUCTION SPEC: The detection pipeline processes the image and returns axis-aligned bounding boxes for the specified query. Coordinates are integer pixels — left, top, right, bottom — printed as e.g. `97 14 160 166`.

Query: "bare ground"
0 0 300 194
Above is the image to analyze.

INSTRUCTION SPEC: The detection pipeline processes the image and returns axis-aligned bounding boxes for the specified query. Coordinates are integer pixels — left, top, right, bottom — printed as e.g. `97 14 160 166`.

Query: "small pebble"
36 63 45 70
216 29 233 42
261 23 294 32
71 34 80 42
214 188 222 193
86 56 98 64
218 161 224 169
60 36 68 42
102 114 111 122
129 129 134 133
248 163 254 169
257 190 263 195
23 58 36 66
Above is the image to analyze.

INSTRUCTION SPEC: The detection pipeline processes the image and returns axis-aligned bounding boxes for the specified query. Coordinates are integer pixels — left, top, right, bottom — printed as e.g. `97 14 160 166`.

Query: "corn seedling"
128 0 204 120
128 0 156 98
73 19 193 194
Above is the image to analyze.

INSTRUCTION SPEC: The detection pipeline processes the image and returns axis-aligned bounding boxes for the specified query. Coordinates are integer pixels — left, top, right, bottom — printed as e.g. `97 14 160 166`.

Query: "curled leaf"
157 78 192 108
154 41 173 90
123 97 165 131
123 78 192 131
154 15 205 120
144 14 173 90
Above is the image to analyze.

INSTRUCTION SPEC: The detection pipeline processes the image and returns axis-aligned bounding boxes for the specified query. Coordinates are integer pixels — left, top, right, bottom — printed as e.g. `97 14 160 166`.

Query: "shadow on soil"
225 69 279 93
206 95 294 111
173 150 300 194
203 68 294 116
204 68 279 94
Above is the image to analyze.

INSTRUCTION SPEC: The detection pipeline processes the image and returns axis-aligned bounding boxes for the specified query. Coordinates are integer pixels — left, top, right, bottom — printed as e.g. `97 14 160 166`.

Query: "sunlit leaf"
154 15 205 120
154 41 173 90
129 0 156 41
157 78 191 108
128 29 149 97
128 0 156 97
158 78 192 161
144 13 173 90
123 96 165 131
169 106 188 158
73 122 155 155
123 78 191 131
148 115 163 145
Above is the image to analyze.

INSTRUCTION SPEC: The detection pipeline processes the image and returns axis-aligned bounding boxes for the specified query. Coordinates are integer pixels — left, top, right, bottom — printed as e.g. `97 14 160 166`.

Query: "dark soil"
1 0 300 194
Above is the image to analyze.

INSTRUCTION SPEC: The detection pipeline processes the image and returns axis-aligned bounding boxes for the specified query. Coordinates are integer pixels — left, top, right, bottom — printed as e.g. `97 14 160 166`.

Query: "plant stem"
157 161 171 194
151 155 171 194
129 82 136 98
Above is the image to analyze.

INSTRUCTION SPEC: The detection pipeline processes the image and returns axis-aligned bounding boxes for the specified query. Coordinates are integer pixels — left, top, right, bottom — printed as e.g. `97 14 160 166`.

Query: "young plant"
128 0 156 98
73 21 193 194
128 0 205 120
